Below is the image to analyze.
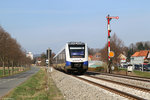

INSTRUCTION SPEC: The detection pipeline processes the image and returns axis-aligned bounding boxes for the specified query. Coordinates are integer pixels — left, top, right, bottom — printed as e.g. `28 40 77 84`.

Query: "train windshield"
69 46 85 58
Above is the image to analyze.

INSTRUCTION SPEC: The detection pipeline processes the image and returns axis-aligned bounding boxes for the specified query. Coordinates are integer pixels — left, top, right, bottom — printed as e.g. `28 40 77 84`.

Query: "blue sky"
0 0 150 54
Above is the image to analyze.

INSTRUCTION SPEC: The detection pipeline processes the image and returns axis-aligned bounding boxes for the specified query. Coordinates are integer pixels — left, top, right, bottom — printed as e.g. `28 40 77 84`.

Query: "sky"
0 0 150 54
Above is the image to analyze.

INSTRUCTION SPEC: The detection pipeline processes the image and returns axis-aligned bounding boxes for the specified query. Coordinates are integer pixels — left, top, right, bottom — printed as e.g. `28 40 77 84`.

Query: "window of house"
96 55 100 58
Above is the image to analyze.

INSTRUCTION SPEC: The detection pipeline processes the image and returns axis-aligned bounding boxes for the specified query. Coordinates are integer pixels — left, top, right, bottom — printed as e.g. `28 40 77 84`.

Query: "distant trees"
0 26 31 75
40 53 47 66
88 48 100 55
136 42 150 50
126 41 150 61
35 52 55 66
100 33 150 63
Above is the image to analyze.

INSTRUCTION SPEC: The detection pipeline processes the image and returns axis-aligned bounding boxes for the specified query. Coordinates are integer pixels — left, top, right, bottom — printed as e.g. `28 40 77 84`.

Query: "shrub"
95 67 104 72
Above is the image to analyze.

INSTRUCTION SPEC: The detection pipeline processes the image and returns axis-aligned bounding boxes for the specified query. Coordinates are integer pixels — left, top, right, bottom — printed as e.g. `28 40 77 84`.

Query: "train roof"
53 46 65 58
67 42 85 45
53 42 86 59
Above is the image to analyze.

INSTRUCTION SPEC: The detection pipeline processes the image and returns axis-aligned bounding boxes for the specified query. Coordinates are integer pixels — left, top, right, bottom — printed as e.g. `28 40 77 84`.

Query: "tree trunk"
18 63 20 72
11 61 14 74
3 61 5 76
8 65 10 75
8 61 10 75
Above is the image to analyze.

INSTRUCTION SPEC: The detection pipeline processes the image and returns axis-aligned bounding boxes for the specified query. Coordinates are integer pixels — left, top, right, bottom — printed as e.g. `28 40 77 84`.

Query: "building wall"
130 56 145 64
120 59 126 63
26 52 33 60
118 54 127 64
92 53 101 61
147 53 150 59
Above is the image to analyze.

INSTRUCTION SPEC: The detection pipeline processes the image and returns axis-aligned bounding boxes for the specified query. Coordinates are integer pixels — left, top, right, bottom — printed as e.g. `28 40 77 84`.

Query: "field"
117 68 150 78
0 67 29 78
88 67 150 78
2 68 64 100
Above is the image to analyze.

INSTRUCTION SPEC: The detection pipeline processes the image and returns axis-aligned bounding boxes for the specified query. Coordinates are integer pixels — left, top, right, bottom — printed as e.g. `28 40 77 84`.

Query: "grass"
0 69 9 77
2 68 64 100
48 72 65 100
89 67 150 78
133 70 150 78
118 68 150 78
118 68 127 71
0 69 19 77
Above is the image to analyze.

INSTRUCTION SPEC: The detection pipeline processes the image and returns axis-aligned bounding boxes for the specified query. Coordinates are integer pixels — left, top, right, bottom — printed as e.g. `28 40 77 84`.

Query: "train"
53 42 88 74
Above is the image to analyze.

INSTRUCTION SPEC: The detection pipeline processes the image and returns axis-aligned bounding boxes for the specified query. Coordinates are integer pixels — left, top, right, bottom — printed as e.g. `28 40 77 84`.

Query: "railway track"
87 71 150 82
72 75 150 100
85 75 150 92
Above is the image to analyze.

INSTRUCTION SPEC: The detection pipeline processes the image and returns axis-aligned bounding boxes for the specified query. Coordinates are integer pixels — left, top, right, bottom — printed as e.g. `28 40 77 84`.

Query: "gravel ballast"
51 69 127 100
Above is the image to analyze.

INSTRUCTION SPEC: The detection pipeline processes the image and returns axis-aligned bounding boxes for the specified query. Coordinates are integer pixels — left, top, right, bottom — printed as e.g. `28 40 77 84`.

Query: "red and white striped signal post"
106 14 119 73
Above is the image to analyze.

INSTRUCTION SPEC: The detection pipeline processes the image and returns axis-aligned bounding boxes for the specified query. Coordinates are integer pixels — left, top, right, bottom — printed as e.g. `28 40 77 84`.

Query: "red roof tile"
132 52 140 57
88 55 93 58
138 50 148 57
132 50 149 57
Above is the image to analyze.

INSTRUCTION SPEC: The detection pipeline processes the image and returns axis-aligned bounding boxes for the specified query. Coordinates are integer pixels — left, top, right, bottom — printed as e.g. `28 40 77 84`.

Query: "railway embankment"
51 69 127 100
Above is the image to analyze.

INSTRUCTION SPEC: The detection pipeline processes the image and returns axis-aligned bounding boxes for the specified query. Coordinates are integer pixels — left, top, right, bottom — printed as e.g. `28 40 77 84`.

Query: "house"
88 54 103 68
145 51 150 63
118 53 127 64
92 53 101 61
36 57 41 66
26 52 33 60
88 55 93 61
130 50 150 64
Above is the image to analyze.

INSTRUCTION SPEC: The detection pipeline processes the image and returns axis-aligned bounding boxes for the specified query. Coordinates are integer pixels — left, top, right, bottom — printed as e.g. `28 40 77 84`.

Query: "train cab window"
69 45 85 58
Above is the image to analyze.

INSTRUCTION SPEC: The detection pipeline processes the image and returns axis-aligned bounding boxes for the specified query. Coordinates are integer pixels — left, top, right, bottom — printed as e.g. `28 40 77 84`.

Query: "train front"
65 42 88 73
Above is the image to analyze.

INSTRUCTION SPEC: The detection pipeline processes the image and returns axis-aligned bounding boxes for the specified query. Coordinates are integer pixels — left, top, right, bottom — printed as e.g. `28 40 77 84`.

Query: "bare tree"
0 26 32 76
100 33 125 64
88 48 100 55
0 29 11 75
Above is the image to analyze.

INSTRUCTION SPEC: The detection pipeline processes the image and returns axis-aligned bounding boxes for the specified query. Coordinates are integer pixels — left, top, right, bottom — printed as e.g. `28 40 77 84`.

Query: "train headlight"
83 61 88 66
66 61 71 66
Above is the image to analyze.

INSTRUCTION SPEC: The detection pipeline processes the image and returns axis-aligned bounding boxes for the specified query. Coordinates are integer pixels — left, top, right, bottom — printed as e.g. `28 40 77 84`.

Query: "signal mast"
106 14 119 73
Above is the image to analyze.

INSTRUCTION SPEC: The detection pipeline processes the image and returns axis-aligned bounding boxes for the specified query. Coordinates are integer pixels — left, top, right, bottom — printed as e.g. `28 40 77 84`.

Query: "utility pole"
47 48 53 72
47 48 51 67
46 48 51 91
48 48 50 67
106 14 119 73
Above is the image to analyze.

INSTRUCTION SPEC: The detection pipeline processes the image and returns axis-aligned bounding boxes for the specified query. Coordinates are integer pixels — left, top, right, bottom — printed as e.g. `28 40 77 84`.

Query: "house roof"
118 54 127 59
88 55 93 58
132 50 150 57
132 52 140 57
95 53 101 55
138 50 149 56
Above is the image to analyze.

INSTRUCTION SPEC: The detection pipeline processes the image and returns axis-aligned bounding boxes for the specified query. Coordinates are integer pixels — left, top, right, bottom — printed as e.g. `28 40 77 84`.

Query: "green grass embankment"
118 68 150 78
133 70 150 78
89 67 150 78
2 68 64 100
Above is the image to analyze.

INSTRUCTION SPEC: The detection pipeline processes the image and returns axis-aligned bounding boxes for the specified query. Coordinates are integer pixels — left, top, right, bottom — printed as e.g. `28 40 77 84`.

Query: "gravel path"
51 69 127 100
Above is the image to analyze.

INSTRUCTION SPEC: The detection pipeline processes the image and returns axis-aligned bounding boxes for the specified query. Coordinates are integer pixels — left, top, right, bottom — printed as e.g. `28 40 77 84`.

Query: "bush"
95 67 104 72
88 67 96 71
114 66 119 71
